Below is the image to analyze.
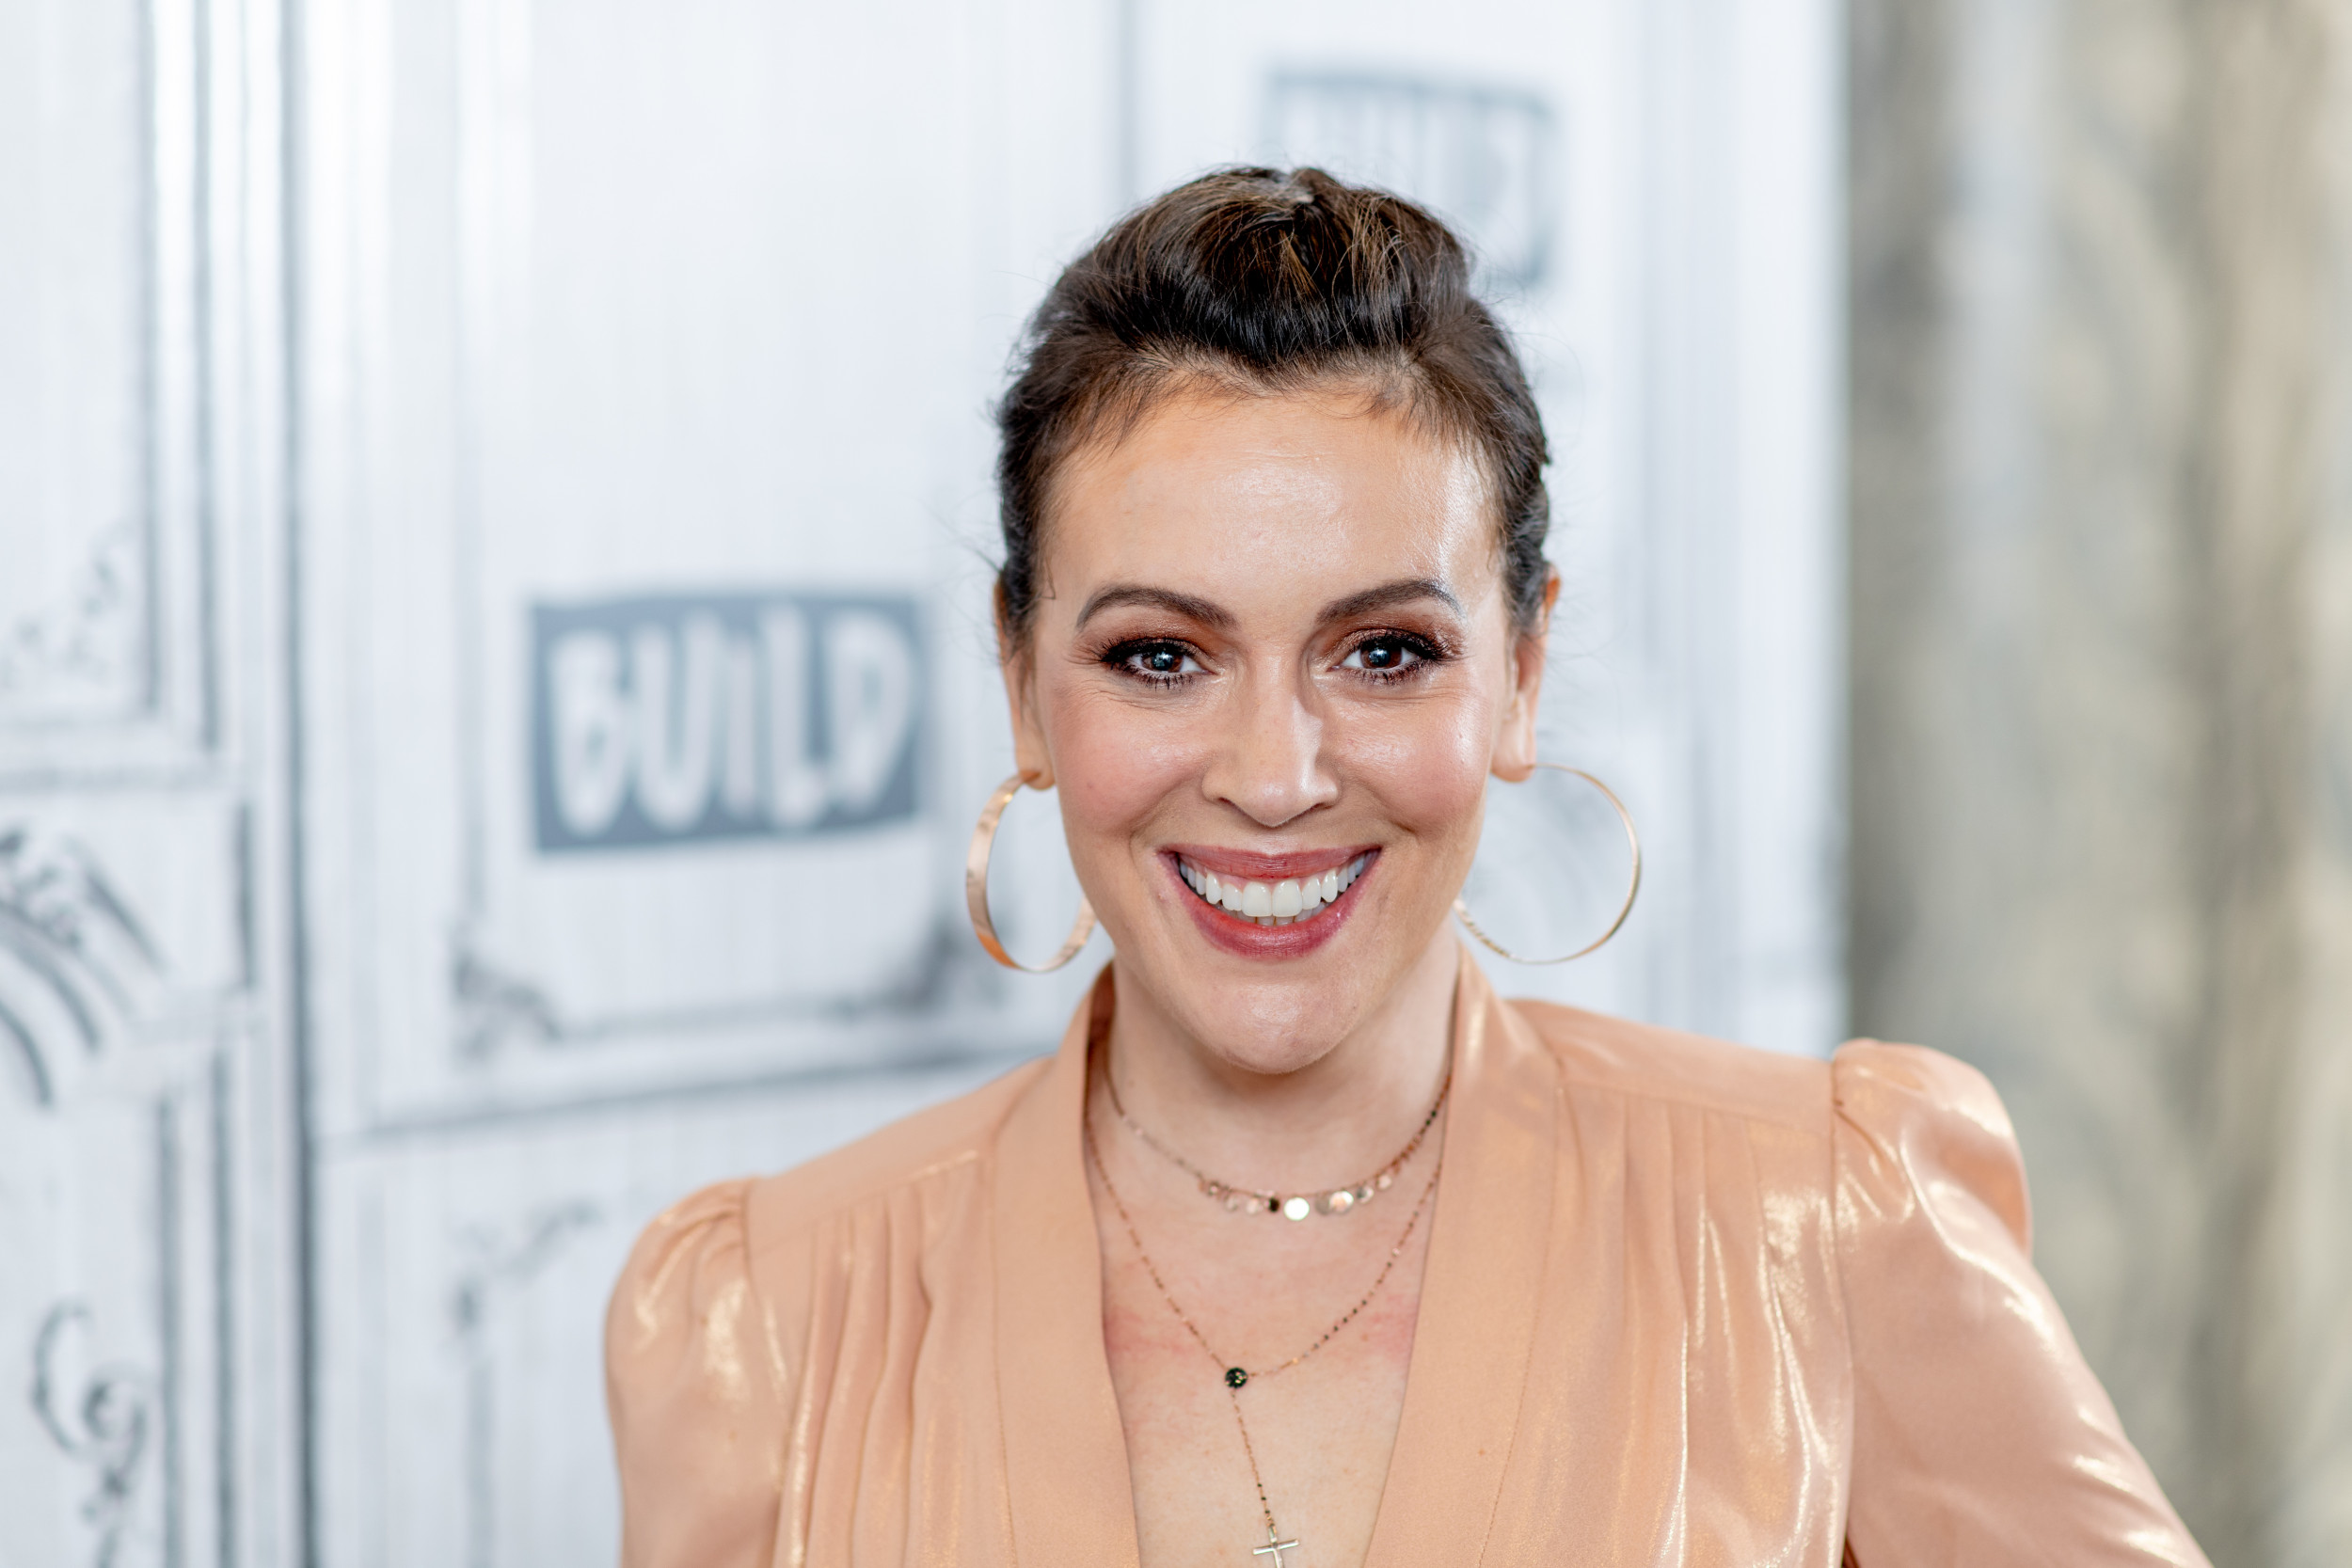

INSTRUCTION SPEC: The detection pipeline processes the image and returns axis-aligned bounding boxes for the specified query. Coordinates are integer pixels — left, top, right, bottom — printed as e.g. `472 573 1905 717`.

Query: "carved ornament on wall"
0 522 150 723
31 1301 154 1568
0 826 162 1105
450 1202 603 1568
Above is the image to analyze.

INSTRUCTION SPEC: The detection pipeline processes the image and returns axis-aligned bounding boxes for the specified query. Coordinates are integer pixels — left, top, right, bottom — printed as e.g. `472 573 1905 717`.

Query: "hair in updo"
993 166 1551 649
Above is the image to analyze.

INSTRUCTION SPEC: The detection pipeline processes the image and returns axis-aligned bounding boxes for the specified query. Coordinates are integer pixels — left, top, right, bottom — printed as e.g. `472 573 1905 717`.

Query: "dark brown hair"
993 166 1551 647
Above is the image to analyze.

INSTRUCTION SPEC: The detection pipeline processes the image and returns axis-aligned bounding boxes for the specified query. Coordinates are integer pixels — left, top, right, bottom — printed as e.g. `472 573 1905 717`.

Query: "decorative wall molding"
448 937 560 1061
31 1301 155 1568
4 0 284 1563
446 908 988 1068
0 825 163 1106
0 523 151 724
0 0 223 772
449 1202 602 1568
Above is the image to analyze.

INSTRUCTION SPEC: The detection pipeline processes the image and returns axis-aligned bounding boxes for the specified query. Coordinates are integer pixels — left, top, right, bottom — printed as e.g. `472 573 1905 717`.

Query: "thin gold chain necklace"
1104 1066 1449 1222
1085 1109 1441 1567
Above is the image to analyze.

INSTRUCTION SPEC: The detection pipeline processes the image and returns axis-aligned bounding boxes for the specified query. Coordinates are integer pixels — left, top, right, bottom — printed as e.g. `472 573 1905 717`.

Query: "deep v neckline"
990 950 1558 1567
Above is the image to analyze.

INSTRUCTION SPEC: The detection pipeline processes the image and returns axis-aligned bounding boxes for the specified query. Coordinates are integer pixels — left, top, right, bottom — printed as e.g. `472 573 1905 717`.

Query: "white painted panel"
0 0 226 777
297 0 1122 1136
313 1058 1017 1568
0 0 149 727
0 1 276 1563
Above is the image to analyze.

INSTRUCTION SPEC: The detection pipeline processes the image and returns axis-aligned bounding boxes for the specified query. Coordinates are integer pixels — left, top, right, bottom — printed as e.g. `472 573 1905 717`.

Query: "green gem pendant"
1225 1367 1248 1388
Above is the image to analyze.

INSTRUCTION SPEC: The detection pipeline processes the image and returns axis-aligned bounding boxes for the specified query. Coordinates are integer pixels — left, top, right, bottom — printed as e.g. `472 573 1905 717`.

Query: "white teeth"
1176 853 1372 927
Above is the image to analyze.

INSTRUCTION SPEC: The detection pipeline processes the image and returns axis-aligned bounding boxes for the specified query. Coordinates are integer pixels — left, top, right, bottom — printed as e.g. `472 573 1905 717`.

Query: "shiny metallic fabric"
607 949 2206 1566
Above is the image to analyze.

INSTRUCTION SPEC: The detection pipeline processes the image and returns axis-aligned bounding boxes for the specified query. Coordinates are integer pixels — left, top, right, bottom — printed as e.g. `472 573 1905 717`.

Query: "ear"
997 602 1055 790
1490 569 1559 784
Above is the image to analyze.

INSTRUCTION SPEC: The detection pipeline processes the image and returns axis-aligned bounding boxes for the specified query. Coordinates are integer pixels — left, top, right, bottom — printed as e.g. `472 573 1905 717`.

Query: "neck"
1099 929 1461 1194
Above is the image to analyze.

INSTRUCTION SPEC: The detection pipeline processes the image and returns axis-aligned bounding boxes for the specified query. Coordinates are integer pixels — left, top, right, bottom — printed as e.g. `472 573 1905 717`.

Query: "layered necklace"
1105 1068 1448 1223
1086 1066 1447 1566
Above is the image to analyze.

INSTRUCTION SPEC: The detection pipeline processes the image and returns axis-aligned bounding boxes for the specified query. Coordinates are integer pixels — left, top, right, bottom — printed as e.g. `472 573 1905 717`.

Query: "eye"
1104 639 1204 684
1340 633 1439 679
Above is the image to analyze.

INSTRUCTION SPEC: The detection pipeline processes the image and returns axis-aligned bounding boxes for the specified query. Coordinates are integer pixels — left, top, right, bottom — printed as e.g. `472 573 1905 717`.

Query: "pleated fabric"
606 949 2207 1567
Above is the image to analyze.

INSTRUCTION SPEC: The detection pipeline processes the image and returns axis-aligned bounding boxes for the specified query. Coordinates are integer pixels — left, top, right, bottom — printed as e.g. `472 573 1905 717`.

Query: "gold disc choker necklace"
1084 1110 1441 1567
1103 1067 1449 1221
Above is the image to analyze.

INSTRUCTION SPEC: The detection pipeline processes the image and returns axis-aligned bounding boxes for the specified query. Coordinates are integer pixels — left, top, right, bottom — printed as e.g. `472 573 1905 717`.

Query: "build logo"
530 593 921 851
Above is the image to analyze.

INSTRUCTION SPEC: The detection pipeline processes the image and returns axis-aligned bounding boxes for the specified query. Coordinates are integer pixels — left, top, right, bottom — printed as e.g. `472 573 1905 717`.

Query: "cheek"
1341 696 1496 847
1038 681 1197 846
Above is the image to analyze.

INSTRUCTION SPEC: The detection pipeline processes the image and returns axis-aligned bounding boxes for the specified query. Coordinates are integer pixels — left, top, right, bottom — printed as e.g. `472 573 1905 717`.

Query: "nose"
1200 668 1338 828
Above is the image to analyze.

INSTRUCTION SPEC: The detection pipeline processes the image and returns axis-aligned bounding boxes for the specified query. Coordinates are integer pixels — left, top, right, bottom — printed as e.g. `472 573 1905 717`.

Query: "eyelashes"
1100 639 1204 686
1339 630 1450 682
1095 630 1455 689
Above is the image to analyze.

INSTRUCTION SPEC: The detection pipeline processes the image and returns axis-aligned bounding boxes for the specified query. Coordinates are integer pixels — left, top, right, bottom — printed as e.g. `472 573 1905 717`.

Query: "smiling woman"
603 170 2209 1568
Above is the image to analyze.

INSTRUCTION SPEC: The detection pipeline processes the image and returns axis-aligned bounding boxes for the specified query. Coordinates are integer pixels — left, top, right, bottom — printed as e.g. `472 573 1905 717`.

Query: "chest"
1093 1195 1434 1568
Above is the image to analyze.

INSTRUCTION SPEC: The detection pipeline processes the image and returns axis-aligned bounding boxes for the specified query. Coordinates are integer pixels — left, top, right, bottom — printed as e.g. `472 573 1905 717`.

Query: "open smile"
1170 851 1373 928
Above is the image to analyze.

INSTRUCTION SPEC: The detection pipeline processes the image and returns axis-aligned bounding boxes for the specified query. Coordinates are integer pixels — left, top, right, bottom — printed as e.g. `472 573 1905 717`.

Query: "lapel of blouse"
993 964 1143 1566
1362 947 1559 1566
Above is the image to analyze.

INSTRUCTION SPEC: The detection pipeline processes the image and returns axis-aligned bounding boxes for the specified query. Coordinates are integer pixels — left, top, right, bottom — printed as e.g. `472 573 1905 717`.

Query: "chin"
1129 992 1346 1082
1100 942 1369 1077
1192 985 1359 1073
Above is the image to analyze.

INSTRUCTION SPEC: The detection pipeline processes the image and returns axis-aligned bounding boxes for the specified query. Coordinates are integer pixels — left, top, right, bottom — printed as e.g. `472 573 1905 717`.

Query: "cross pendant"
1252 1526 1301 1566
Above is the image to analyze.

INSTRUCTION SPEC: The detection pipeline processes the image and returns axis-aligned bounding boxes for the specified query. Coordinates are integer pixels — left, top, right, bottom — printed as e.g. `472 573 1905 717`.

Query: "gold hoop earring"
1454 763 1643 964
965 772 1098 973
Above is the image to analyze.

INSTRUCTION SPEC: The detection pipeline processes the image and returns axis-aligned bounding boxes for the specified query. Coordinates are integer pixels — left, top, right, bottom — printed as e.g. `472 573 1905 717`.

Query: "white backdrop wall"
0 1 1838 1562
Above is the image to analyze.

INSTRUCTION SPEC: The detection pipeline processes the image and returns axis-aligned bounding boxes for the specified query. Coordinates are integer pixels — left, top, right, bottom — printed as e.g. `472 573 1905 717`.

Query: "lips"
1161 847 1378 959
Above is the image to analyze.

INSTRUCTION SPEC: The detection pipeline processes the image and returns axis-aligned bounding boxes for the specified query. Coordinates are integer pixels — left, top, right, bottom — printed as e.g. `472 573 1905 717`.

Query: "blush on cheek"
1346 705 1494 845
1059 734 1185 820
1042 701 1197 868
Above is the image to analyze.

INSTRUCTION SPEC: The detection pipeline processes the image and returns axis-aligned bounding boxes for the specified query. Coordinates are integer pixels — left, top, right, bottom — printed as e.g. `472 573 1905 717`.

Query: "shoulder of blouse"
1824 1038 2208 1562
604 1053 1053 1568
1827 1036 2030 1249
1505 996 1836 1134
607 1048 1052 1412
1502 1002 2040 1272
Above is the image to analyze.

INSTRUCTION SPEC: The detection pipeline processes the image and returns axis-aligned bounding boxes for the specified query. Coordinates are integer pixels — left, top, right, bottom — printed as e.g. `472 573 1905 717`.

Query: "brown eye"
1104 640 1204 682
1341 634 1433 675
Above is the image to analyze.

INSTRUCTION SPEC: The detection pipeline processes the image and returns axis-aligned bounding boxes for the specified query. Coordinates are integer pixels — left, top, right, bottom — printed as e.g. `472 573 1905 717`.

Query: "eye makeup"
1096 636 1210 688
1337 628 1453 684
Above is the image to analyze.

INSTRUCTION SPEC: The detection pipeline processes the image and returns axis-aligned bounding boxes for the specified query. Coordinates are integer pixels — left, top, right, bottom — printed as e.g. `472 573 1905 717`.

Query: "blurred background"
0 0 2344 1562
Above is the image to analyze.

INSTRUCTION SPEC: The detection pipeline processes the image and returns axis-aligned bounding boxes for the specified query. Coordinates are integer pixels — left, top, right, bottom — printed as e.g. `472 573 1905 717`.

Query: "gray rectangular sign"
531 592 923 851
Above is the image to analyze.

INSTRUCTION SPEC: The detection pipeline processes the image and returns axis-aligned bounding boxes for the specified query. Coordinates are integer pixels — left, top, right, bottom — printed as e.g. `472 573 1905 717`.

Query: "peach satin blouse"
606 951 2207 1566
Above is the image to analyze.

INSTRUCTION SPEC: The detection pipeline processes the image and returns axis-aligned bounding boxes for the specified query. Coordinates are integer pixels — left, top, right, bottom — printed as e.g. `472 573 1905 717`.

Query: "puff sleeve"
1832 1041 2208 1566
606 1180 793 1568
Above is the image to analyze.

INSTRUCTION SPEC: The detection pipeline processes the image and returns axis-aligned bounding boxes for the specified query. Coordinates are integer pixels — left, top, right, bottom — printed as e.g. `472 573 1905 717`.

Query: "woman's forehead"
1042 391 1501 618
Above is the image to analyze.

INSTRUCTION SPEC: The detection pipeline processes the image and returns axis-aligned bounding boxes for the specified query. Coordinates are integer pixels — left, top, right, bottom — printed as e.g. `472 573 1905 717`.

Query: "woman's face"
1006 387 1551 1075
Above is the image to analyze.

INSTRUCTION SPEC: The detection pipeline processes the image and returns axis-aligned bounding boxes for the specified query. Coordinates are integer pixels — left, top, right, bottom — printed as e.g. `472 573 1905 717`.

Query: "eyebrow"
1074 577 1464 632
1075 584 1237 630
1315 578 1464 622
